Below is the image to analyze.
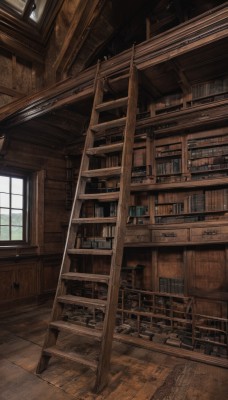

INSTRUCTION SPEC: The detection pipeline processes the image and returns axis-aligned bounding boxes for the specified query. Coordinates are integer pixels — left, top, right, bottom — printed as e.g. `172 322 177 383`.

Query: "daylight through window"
0 175 27 242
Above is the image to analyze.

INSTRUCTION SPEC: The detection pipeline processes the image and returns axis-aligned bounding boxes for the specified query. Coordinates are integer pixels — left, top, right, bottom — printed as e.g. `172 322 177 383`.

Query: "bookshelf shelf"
68 74 228 363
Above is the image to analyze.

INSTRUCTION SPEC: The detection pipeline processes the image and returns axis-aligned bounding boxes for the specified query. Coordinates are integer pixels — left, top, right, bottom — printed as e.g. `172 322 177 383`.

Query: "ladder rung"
95 97 128 112
58 294 106 310
78 192 119 201
107 72 130 84
61 272 110 284
91 117 126 132
82 166 121 178
72 217 117 224
50 321 103 340
43 347 98 370
86 142 123 156
68 249 113 256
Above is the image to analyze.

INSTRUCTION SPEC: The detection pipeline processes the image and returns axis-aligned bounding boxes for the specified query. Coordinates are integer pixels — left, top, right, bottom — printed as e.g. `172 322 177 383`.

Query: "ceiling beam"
169 60 191 93
139 71 162 98
54 0 106 77
0 85 25 98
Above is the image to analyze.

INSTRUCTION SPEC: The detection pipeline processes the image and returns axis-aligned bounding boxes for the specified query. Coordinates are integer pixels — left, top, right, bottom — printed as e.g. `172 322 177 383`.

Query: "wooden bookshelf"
155 141 182 183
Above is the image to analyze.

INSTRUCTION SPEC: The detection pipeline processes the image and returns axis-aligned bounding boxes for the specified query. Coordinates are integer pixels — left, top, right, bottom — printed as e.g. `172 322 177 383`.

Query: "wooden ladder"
36 56 138 392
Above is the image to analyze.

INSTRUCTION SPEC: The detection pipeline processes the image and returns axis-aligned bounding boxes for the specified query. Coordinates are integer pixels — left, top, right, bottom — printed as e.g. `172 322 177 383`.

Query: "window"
0 174 29 243
2 0 27 15
1 0 48 22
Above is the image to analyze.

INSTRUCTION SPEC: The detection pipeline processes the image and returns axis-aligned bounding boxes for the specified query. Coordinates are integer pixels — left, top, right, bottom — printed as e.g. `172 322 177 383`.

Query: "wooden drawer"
151 228 188 243
125 226 150 243
191 225 228 242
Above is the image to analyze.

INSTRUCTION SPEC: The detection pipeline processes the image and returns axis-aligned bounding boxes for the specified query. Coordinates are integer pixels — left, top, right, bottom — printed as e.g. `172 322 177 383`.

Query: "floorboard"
0 303 227 400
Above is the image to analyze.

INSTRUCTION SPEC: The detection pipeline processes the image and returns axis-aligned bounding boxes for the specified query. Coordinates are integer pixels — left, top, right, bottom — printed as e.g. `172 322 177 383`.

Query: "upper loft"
0 0 227 81
0 0 227 153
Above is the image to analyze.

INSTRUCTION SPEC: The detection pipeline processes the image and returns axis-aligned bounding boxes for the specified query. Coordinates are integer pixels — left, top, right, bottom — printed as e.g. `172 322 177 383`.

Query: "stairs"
36 56 138 392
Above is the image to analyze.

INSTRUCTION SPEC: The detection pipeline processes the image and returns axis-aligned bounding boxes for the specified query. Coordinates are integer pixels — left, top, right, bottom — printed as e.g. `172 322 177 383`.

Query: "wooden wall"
0 134 70 309
0 49 44 108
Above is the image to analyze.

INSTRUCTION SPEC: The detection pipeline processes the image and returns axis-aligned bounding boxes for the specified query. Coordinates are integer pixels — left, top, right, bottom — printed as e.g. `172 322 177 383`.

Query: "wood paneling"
157 249 184 279
0 266 14 301
191 248 226 292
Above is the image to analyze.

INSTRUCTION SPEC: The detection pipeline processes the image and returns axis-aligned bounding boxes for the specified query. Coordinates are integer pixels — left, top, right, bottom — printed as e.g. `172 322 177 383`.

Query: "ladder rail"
95 63 138 392
36 67 103 369
37 52 139 393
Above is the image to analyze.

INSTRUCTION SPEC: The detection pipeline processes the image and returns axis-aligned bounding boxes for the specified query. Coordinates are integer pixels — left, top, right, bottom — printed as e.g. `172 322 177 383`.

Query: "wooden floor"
0 302 227 400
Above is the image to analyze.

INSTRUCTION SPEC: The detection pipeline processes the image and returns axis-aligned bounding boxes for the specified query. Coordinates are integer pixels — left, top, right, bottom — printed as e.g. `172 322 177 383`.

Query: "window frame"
0 171 31 245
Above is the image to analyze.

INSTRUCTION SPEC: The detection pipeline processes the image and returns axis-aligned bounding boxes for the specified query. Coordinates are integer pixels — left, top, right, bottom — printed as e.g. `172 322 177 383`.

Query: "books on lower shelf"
159 277 184 295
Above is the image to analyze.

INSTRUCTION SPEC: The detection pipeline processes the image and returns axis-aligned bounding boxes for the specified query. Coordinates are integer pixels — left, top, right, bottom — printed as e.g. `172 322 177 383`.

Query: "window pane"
0 176 9 193
0 174 27 242
3 0 27 14
0 225 9 240
12 210 23 226
12 178 23 195
11 226 23 240
12 194 23 209
29 0 47 23
0 208 9 225
0 193 10 207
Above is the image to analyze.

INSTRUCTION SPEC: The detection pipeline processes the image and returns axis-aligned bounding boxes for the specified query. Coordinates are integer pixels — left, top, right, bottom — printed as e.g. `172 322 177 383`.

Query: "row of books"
131 166 147 177
156 158 181 176
159 277 184 295
189 145 228 159
192 77 228 99
156 149 182 158
80 237 113 249
78 224 116 239
156 175 182 183
155 202 184 216
190 162 228 173
81 201 117 218
86 179 120 194
156 189 228 215
188 135 228 148
129 205 148 217
155 215 205 224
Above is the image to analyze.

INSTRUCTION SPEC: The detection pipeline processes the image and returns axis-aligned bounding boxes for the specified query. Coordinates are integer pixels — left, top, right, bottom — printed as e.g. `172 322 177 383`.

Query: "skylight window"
3 0 27 14
29 0 48 23
2 0 48 23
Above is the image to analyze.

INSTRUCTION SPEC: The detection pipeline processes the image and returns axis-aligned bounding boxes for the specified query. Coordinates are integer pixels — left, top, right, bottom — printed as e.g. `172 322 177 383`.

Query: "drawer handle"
202 230 218 236
161 232 176 238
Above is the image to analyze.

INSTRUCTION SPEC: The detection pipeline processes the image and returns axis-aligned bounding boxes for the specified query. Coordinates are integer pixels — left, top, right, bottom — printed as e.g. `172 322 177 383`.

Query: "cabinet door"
0 266 15 301
16 263 38 298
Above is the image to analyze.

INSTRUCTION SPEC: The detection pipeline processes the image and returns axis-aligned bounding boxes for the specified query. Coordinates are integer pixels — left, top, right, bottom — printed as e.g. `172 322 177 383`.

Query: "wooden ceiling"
0 0 227 153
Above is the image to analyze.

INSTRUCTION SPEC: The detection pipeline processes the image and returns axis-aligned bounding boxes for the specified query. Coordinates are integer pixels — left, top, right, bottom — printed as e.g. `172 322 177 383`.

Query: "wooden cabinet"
150 223 228 245
125 225 150 244
151 227 188 244
0 255 61 308
190 225 228 243
0 260 38 306
0 265 15 302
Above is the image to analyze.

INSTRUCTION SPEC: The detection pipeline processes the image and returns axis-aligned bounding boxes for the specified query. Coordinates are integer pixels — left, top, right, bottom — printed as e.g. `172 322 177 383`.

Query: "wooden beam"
0 85 25 98
54 0 106 76
139 71 162 98
0 9 44 57
0 31 44 64
169 60 191 93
